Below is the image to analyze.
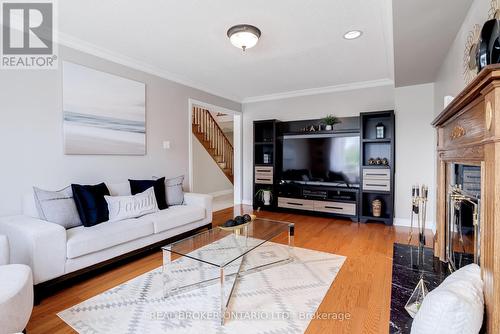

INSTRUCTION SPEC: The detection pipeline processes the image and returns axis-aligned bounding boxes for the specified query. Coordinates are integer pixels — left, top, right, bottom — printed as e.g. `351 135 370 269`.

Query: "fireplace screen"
446 164 481 272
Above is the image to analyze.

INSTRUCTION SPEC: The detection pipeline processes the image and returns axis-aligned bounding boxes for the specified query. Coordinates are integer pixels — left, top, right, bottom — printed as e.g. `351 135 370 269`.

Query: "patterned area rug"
58 240 345 333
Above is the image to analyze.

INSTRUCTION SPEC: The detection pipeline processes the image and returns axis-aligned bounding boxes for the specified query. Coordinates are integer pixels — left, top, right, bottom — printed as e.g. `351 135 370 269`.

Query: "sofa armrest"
183 193 213 223
0 215 66 284
0 235 8 265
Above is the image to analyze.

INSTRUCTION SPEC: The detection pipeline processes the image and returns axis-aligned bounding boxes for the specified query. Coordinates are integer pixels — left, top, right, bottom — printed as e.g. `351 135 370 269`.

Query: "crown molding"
56 32 394 106
56 32 242 103
242 78 395 104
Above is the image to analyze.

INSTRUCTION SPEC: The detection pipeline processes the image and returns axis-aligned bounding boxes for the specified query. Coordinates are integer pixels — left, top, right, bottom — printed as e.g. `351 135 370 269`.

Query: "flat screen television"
281 133 360 186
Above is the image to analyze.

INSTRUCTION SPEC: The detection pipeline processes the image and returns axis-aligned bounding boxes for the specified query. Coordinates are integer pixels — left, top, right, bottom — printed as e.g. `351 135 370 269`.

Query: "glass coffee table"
162 218 295 325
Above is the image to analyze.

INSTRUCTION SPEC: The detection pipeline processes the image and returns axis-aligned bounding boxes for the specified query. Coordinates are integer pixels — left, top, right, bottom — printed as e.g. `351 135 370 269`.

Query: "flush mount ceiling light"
227 24 261 51
343 30 363 40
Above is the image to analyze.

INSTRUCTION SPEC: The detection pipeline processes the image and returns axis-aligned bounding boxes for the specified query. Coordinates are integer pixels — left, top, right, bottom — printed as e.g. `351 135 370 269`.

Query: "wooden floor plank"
27 205 433 333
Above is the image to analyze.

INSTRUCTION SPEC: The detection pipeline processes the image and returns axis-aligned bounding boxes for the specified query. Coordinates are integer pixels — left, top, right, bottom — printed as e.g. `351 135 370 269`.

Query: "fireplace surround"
433 64 500 333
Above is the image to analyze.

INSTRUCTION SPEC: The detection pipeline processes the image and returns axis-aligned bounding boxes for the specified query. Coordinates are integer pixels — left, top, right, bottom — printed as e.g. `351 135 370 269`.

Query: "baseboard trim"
209 189 234 198
394 218 435 234
242 200 253 206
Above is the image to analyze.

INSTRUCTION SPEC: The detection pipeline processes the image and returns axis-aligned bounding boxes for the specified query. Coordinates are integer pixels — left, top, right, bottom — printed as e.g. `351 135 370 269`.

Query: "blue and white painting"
63 61 146 155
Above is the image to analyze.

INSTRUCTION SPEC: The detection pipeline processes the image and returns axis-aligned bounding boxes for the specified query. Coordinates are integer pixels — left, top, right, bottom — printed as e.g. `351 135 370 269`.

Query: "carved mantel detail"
450 125 466 139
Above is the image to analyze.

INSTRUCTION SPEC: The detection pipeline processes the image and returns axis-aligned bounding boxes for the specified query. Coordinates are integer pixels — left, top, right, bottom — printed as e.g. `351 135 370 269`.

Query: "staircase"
192 107 234 184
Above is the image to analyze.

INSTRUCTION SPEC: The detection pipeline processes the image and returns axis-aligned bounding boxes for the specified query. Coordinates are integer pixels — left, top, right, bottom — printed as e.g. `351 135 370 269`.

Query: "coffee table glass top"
162 218 293 267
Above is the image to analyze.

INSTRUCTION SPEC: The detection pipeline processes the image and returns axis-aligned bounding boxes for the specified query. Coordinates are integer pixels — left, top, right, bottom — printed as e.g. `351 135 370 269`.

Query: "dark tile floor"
389 244 474 334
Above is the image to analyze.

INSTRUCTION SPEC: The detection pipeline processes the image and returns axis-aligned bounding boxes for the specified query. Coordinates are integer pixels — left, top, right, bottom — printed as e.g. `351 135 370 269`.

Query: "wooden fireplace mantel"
433 64 500 333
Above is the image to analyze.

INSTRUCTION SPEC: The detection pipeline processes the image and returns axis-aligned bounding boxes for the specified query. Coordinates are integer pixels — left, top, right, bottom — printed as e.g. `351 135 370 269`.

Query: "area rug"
58 240 346 334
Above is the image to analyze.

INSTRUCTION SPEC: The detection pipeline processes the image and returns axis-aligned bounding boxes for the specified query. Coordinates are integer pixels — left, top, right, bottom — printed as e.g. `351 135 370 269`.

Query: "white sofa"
0 183 213 288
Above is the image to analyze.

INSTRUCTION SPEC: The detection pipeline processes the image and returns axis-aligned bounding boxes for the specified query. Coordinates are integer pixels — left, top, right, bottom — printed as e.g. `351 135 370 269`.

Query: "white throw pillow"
105 187 159 223
411 264 484 334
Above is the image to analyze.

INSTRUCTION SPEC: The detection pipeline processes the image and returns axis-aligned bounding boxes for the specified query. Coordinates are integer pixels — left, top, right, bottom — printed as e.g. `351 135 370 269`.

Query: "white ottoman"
0 235 33 334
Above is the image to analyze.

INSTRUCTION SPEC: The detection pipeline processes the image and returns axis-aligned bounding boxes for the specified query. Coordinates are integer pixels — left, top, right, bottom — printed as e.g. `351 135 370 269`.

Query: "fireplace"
432 64 500 333
446 163 480 271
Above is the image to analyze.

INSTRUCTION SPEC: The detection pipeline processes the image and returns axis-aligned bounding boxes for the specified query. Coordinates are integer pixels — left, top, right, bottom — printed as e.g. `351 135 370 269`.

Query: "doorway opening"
188 99 242 211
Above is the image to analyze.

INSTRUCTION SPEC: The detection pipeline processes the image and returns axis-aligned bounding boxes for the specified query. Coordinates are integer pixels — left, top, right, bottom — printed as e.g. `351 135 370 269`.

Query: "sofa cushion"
411 264 483 334
165 175 185 206
33 186 82 229
72 183 111 227
129 178 168 210
66 218 154 259
148 205 205 234
105 187 159 223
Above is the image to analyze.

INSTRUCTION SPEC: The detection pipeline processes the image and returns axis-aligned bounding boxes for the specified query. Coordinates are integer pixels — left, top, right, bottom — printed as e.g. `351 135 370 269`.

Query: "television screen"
281 134 360 186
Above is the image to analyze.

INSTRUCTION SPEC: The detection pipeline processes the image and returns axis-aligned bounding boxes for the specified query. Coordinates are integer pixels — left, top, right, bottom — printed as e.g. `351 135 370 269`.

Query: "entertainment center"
252 111 395 225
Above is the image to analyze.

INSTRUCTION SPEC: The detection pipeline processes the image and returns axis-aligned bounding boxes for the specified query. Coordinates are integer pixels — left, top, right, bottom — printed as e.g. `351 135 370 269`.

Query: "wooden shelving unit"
359 110 395 225
253 120 278 210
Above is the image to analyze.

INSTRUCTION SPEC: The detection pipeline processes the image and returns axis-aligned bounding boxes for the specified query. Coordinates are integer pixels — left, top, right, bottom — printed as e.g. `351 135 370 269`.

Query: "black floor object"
389 243 474 333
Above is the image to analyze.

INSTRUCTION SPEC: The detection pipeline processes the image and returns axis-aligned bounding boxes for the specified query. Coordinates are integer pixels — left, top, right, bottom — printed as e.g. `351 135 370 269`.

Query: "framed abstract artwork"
62 61 146 155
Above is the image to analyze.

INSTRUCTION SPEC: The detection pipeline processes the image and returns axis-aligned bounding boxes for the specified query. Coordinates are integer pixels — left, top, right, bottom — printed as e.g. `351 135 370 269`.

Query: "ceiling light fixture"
227 24 261 51
343 30 363 40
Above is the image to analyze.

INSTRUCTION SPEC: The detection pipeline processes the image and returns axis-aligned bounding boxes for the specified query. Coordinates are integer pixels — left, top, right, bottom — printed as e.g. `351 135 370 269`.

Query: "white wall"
241 84 395 204
434 0 490 115
0 45 240 216
191 134 233 195
394 83 436 230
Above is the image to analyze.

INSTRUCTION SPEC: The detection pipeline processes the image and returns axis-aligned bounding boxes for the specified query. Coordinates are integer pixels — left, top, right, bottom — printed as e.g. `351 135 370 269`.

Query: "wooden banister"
192 107 234 183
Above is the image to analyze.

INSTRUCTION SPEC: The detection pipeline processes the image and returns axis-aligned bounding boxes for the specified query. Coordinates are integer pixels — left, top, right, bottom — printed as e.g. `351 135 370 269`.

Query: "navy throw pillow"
129 177 168 210
71 183 110 227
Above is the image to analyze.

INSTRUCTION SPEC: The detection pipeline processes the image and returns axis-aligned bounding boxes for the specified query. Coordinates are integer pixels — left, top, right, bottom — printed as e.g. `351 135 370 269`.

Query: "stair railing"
192 106 233 174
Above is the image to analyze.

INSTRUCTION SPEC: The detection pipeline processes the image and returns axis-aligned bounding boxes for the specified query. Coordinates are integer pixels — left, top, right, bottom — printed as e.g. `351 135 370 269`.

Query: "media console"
253 112 395 225
277 183 359 221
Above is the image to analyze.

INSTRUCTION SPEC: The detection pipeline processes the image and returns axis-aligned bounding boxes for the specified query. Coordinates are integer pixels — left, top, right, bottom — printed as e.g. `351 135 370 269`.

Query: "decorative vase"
372 199 382 217
263 190 271 206
325 125 333 131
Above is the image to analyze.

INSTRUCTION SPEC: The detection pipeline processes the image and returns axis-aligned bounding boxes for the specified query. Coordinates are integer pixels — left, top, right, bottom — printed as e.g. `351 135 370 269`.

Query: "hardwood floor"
27 206 434 334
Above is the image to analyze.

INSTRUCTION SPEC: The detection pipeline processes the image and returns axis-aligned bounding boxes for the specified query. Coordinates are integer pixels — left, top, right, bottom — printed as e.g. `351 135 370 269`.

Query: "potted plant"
322 114 339 131
255 188 273 206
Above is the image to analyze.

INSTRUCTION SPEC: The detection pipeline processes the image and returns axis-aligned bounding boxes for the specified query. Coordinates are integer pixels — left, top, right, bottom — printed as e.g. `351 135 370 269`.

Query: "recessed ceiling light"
344 30 363 40
227 24 261 51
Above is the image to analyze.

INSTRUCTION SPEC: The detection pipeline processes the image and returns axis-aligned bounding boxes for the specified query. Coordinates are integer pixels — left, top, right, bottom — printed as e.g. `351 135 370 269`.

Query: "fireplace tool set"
405 184 429 318
407 184 429 249
447 184 480 272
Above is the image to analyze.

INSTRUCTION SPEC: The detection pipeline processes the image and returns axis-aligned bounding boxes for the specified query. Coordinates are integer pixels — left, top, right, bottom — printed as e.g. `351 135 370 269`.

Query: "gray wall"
0 45 240 216
192 134 233 195
242 84 395 203
394 83 436 229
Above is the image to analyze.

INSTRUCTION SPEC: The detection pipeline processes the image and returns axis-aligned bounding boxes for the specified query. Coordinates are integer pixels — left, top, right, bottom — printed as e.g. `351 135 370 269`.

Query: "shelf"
362 138 391 143
362 165 390 169
360 215 392 222
312 198 357 204
362 190 391 195
281 129 358 136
